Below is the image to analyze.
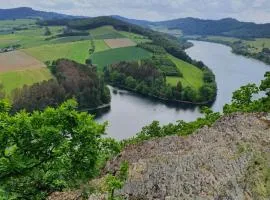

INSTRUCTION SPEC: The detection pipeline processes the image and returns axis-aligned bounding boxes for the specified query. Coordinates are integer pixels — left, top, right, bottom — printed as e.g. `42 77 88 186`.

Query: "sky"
1 0 270 23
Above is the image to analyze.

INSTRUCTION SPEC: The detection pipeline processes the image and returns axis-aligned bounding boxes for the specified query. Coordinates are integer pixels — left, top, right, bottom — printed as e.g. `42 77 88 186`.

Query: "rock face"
105 113 270 200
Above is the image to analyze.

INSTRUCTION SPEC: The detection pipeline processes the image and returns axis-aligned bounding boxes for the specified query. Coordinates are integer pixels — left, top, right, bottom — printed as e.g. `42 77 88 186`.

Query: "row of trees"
11 59 111 112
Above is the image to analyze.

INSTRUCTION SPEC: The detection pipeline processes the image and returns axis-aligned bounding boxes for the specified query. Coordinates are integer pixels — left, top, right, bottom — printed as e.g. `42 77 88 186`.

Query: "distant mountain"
155 17 270 38
0 7 79 20
113 16 270 38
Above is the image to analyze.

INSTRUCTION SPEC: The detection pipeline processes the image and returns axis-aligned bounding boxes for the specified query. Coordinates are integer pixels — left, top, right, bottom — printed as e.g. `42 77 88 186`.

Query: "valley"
0 6 269 200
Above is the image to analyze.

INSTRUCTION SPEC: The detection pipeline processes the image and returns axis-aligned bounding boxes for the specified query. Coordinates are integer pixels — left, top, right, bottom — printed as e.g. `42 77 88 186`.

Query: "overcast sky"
1 0 270 23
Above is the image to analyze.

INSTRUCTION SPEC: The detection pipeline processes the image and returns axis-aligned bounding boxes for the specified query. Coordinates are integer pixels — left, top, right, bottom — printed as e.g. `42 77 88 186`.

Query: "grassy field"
94 40 110 52
89 26 125 39
0 26 63 48
166 55 204 90
23 40 91 64
119 31 152 44
245 38 270 53
0 68 52 95
90 46 152 70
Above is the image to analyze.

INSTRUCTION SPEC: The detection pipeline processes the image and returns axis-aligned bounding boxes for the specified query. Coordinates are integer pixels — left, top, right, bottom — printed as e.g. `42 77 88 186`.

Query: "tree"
0 83 5 99
0 99 106 199
44 26 51 36
176 81 182 91
125 76 136 89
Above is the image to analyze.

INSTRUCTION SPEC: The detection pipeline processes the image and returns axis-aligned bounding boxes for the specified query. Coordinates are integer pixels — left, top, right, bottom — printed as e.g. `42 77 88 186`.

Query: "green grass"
119 31 152 44
245 38 270 53
0 26 64 48
90 46 152 70
0 68 52 95
94 40 110 52
89 26 125 39
206 36 240 43
166 55 204 90
23 40 91 64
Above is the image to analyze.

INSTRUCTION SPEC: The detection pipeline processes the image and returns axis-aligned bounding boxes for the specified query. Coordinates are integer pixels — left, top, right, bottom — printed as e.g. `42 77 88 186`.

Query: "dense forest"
104 59 216 103
11 59 110 112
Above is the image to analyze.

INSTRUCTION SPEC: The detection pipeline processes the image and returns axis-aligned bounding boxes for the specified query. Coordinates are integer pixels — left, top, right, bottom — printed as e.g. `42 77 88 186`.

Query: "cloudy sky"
1 0 270 23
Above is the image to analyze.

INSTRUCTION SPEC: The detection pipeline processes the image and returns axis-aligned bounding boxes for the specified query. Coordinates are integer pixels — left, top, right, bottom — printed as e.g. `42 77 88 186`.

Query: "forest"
11 59 110 112
104 59 216 103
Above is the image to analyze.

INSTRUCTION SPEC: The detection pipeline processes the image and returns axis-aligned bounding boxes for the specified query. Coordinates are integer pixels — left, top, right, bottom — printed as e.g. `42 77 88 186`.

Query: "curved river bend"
95 40 269 140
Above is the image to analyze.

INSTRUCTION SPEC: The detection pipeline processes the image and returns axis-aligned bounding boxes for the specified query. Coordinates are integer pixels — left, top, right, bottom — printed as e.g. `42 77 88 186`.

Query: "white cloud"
1 0 270 23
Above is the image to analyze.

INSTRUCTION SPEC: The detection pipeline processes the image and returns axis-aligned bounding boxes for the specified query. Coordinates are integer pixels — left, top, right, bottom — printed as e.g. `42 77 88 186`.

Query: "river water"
95 40 269 140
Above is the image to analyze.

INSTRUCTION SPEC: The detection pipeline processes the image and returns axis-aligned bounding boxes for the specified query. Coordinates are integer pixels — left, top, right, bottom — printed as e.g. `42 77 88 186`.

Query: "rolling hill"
0 7 79 20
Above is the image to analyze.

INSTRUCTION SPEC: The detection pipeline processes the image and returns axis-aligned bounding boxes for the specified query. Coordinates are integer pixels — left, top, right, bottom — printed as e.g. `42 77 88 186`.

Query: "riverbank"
109 84 215 106
185 36 270 65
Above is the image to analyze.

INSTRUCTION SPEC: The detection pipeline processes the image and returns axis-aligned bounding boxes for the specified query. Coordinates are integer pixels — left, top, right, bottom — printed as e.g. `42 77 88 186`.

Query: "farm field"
166 55 204 90
0 68 52 95
245 38 270 53
89 26 125 39
94 40 110 52
0 50 46 72
23 40 91 64
104 38 136 48
90 46 152 70
0 50 52 95
119 31 152 44
0 26 63 48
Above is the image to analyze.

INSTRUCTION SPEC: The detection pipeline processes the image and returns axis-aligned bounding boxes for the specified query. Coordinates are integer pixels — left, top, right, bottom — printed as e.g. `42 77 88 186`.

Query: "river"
95 40 269 140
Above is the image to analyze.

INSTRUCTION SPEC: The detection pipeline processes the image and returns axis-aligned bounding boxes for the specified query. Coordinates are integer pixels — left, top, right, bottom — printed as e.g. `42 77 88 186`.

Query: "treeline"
104 60 216 103
11 59 110 112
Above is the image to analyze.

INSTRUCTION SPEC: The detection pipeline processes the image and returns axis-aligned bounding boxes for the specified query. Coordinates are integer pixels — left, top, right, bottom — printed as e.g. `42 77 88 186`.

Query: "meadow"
89 26 125 39
0 68 52 95
166 55 204 90
23 40 91 64
119 31 152 44
90 46 152 70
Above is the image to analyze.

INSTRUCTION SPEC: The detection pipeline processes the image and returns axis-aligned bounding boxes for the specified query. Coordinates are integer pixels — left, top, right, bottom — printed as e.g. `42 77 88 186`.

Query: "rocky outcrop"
104 113 270 200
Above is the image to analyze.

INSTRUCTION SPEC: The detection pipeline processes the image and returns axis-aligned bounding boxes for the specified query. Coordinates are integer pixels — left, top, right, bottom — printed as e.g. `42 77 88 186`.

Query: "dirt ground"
0 50 46 72
104 38 136 49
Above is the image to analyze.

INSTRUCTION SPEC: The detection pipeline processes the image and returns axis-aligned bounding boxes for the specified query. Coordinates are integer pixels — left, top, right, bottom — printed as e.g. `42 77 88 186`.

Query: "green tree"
44 26 51 36
125 76 137 89
0 99 106 199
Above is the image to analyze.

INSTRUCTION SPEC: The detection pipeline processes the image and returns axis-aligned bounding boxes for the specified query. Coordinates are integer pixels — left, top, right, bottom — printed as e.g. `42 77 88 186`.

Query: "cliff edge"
104 113 270 200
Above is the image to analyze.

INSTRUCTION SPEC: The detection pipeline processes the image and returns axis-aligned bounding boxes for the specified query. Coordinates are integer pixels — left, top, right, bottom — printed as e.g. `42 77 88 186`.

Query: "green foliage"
105 161 129 200
0 99 106 199
224 72 270 113
123 107 221 144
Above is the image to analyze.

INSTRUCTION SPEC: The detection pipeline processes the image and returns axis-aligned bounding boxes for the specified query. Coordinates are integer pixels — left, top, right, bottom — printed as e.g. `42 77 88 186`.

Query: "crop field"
166 55 204 90
94 40 110 52
0 50 52 95
23 40 91 64
104 38 136 49
89 26 125 39
0 68 52 95
119 31 152 44
0 26 63 48
90 46 152 70
0 51 46 72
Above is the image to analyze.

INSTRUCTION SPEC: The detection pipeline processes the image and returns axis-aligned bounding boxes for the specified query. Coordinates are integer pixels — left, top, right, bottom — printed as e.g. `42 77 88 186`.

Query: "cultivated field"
23 40 91 64
90 46 152 70
0 50 52 95
166 55 204 90
0 68 52 95
89 26 125 39
94 40 110 52
0 50 46 72
104 38 136 49
119 31 152 44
